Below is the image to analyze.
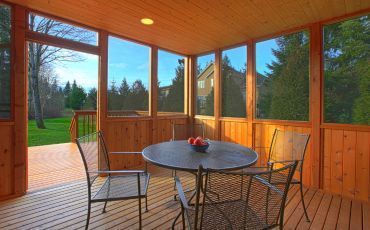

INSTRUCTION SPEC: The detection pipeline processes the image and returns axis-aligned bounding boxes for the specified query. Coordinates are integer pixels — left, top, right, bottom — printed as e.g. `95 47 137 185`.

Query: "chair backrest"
192 162 298 229
268 129 310 170
76 131 110 186
172 123 205 140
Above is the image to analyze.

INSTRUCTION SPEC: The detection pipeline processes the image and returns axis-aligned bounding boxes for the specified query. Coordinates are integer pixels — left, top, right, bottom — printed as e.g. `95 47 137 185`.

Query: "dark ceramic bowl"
190 142 209 152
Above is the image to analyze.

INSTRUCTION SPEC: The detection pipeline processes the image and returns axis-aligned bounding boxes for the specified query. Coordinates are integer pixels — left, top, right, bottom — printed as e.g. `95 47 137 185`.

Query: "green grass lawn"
28 116 72 147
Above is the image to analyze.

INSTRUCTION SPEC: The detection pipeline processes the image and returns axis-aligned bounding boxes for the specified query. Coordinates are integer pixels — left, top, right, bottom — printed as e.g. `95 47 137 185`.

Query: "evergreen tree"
324 15 370 124
129 80 148 111
204 88 214 116
161 59 185 112
70 80 86 110
119 78 130 109
86 87 97 110
221 55 246 117
258 32 310 121
63 81 71 108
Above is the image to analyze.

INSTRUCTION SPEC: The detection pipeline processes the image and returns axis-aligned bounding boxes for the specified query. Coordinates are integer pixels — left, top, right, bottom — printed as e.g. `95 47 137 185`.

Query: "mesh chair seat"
175 162 298 230
92 173 150 202
186 199 267 230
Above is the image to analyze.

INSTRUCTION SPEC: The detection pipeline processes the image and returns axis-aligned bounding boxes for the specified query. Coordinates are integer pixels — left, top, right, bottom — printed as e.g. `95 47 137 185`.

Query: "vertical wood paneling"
331 130 344 195
355 132 369 201
0 125 13 196
323 129 332 191
323 129 369 201
219 121 248 147
342 131 356 199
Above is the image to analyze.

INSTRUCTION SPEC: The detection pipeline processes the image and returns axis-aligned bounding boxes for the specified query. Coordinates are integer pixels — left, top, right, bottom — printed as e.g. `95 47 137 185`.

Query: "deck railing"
69 110 187 142
69 110 97 142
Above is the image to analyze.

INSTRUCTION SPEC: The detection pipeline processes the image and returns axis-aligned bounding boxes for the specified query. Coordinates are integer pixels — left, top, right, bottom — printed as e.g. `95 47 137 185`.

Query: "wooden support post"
188 55 196 126
310 23 322 188
214 49 221 140
13 5 27 195
246 42 254 148
150 47 158 144
98 31 108 135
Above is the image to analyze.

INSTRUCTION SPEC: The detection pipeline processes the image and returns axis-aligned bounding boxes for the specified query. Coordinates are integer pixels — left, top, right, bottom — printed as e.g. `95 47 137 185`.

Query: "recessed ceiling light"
141 18 154 25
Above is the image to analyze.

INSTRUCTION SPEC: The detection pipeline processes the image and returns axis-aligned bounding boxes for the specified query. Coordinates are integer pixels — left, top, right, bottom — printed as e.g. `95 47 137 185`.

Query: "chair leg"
138 196 142 229
173 170 177 191
102 201 108 213
86 201 91 230
300 181 310 222
145 195 149 212
181 205 186 229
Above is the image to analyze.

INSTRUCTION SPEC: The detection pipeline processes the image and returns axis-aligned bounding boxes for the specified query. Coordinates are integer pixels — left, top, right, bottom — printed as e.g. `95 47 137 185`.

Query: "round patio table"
142 140 258 228
142 140 258 172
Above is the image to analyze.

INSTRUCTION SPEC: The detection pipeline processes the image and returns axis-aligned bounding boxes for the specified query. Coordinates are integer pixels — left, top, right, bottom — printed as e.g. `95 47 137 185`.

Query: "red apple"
188 137 195 144
194 138 203 146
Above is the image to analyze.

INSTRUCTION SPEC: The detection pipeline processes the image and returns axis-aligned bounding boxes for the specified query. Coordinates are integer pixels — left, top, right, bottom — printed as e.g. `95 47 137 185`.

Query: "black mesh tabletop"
142 140 258 172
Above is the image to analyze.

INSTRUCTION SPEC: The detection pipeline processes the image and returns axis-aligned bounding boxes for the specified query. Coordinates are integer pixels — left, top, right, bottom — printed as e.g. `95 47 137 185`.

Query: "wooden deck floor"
1 163 368 229
28 143 85 191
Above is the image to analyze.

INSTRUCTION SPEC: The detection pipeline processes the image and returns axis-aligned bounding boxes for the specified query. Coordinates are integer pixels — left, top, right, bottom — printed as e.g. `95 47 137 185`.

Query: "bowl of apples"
187 136 209 153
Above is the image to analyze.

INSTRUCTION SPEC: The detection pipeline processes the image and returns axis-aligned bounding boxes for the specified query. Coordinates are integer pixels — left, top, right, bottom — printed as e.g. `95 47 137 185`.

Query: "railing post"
75 112 79 140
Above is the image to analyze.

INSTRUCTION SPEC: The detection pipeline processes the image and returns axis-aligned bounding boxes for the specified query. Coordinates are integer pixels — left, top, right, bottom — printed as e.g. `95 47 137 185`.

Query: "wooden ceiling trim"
5 0 370 55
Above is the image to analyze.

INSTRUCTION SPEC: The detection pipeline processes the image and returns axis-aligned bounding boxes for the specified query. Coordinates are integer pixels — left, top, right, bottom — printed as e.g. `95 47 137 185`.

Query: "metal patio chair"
76 131 150 230
175 161 298 229
171 123 205 190
246 129 311 222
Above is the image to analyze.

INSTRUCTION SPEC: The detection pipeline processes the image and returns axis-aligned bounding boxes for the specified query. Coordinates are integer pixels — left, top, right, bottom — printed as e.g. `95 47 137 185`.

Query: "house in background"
196 63 214 113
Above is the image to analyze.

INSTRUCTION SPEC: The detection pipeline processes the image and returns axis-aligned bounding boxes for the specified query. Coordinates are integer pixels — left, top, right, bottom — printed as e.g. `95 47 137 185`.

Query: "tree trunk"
29 43 46 129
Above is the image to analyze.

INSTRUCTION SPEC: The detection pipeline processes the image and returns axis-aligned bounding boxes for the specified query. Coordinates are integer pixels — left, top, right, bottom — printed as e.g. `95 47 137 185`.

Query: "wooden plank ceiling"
6 0 370 54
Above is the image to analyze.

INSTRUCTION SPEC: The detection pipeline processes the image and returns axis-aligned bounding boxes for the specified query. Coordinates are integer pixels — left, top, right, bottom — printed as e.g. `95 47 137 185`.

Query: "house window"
323 14 370 125
255 30 310 121
221 45 247 118
107 36 150 117
196 53 215 116
198 80 205 89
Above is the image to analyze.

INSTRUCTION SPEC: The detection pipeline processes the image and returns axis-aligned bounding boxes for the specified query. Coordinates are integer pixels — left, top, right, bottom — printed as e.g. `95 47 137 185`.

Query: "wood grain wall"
0 124 13 197
105 118 188 170
323 128 369 201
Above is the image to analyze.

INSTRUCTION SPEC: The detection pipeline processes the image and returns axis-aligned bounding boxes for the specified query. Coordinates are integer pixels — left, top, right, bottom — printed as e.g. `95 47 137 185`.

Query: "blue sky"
256 39 278 75
222 45 247 71
53 38 278 90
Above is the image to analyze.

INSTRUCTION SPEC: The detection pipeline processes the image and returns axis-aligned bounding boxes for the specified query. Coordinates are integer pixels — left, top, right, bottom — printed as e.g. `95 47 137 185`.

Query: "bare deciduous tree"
28 14 95 128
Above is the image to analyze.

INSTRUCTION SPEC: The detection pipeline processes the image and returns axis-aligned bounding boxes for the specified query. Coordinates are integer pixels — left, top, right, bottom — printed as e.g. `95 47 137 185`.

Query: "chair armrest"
109 151 142 155
88 170 145 174
174 176 190 209
243 166 271 174
268 160 298 166
255 175 284 197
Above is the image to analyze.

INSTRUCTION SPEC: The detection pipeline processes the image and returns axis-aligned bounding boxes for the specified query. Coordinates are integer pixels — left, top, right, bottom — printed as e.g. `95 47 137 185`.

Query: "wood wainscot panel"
105 118 188 169
106 120 151 169
220 120 248 147
323 128 369 201
0 125 14 196
194 117 216 140
156 118 187 143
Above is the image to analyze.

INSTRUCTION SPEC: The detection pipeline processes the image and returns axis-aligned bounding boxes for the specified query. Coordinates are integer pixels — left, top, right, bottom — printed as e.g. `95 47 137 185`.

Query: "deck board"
0 143 364 229
0 165 367 229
